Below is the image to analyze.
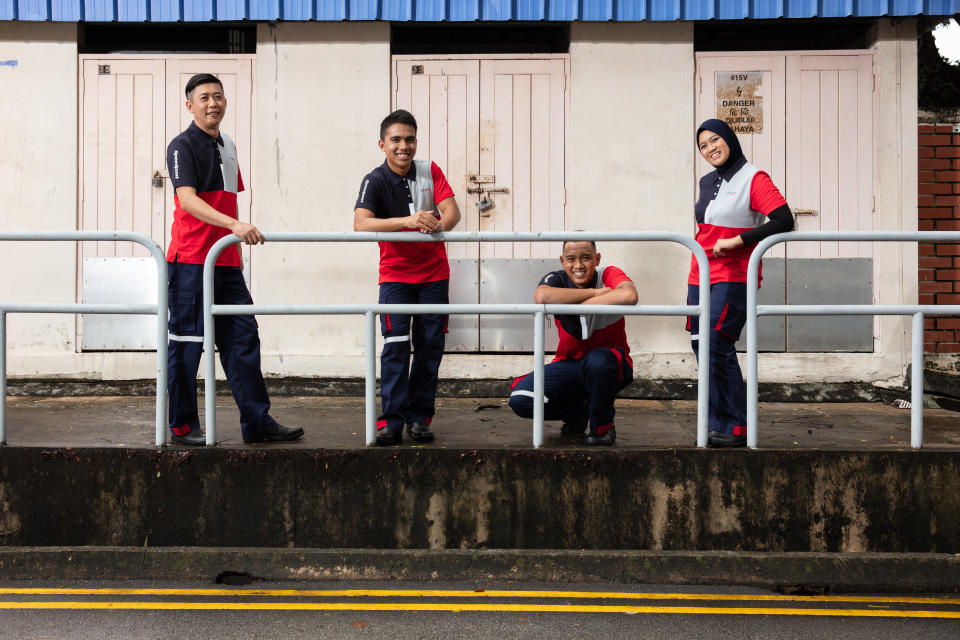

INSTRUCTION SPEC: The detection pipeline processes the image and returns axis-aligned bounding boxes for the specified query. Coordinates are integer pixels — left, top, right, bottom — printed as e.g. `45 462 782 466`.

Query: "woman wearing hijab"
688 119 794 447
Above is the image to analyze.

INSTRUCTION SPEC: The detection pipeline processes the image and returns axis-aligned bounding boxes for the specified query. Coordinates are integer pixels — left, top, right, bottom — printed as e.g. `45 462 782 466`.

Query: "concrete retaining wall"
1 448 957 553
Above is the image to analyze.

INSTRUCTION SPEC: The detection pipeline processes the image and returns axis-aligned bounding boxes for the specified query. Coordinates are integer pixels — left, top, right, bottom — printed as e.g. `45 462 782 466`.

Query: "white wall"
0 24 79 374
0 19 920 387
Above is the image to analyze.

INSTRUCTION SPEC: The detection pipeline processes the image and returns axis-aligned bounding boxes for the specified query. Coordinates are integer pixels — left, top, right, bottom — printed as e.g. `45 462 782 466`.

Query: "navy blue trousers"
167 262 274 438
687 283 748 436
378 280 448 430
508 348 633 434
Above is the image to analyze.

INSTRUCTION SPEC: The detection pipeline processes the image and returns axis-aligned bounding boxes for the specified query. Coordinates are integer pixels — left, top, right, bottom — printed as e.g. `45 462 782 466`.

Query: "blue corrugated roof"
1 0 957 22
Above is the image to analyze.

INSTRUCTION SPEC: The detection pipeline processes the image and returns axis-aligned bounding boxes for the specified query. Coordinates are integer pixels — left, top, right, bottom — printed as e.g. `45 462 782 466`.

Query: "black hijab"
696 118 746 182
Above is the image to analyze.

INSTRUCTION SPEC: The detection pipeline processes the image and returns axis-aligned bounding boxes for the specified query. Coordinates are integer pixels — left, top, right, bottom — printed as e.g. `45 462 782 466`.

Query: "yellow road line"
0 588 957 606
0 601 958 618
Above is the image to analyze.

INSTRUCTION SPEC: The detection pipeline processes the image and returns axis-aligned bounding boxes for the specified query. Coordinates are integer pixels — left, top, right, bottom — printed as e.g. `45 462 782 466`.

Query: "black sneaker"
171 430 206 446
561 398 589 434
243 422 305 444
406 421 435 443
375 424 403 446
585 425 616 446
707 431 746 448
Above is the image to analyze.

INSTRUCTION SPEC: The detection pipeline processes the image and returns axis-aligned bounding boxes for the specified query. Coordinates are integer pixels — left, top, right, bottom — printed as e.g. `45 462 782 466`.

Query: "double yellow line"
1 587 958 618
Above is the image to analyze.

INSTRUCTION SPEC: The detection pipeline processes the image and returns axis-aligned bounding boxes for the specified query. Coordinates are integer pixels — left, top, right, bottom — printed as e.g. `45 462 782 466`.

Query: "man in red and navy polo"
353 109 461 446
508 241 638 445
165 73 303 446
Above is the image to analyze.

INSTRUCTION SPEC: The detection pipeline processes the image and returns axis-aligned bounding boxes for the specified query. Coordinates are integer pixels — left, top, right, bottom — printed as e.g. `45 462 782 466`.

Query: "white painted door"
394 55 568 352
696 51 877 352
786 54 875 259
78 55 254 350
479 58 567 259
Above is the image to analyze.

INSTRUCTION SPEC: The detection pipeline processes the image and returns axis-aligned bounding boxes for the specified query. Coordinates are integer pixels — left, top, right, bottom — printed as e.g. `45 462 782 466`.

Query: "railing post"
533 310 546 448
746 268 759 450
365 310 377 446
912 311 924 449
0 311 6 445
155 260 168 447
203 255 218 446
696 256 711 449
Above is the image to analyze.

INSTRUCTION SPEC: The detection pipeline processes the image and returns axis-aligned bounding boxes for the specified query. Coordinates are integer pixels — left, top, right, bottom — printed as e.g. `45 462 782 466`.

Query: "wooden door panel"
394 59 480 260
786 54 874 259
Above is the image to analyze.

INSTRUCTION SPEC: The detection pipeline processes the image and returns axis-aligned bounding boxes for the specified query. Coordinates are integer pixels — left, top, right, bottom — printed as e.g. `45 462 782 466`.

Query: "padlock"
476 195 493 212
152 171 164 188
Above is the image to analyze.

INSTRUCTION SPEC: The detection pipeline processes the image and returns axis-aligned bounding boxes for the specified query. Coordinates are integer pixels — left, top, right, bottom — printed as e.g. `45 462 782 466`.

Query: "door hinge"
872 196 876 212
98 64 111 75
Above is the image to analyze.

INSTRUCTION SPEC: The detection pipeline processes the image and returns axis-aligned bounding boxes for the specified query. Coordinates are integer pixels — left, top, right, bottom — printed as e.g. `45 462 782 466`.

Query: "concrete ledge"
0 547 957 593
5 377 910 403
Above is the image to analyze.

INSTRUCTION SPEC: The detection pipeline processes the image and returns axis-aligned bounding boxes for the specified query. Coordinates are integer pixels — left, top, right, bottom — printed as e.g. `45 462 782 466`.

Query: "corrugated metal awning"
2 0 958 23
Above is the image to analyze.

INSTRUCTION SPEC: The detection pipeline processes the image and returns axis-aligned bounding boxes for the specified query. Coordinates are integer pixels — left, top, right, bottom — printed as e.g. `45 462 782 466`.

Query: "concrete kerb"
0 548 958 593
2 377 914 404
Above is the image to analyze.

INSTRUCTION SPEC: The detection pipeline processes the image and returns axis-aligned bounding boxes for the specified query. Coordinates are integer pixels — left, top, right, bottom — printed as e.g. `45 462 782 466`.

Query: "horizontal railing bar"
0 231 163 242
245 230 704 246
0 304 159 315
209 304 699 316
0 230 169 447
204 230 714 448
746 230 960 451
758 305 960 316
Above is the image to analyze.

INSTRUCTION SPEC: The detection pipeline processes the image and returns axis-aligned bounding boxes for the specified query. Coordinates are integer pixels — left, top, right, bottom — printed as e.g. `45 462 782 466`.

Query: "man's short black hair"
380 109 418 139
562 240 597 252
185 73 223 100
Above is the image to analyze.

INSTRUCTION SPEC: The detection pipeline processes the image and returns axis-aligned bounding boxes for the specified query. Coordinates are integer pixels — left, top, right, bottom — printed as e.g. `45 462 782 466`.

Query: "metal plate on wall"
446 259 479 352
786 258 873 352
82 257 158 350
736 257 785 352
480 259 561 352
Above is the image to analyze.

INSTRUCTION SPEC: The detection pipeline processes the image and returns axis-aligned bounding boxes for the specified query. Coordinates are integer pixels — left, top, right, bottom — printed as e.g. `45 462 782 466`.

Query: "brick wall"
918 123 960 354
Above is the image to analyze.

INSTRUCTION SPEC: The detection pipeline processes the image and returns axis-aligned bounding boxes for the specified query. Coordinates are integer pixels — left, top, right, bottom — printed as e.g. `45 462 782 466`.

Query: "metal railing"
203 231 713 447
746 231 960 449
0 231 169 446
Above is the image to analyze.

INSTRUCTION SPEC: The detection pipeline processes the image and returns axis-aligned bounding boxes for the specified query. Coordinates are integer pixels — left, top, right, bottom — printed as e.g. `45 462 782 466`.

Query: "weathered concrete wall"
1 448 956 552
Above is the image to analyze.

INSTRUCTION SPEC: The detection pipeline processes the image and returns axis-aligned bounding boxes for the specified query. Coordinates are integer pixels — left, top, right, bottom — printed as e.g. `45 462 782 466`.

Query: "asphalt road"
0 580 957 639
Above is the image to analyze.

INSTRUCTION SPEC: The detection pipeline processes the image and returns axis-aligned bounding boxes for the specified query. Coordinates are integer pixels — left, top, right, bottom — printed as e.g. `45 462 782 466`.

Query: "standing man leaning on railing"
353 109 462 446
508 241 639 445
164 73 303 446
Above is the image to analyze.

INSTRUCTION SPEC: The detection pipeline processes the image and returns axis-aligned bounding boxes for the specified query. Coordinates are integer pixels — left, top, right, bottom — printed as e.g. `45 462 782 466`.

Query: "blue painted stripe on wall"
4 0 960 22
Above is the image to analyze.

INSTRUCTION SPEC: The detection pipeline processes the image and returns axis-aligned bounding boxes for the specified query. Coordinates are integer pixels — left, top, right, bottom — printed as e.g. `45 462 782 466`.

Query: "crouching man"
508 241 638 445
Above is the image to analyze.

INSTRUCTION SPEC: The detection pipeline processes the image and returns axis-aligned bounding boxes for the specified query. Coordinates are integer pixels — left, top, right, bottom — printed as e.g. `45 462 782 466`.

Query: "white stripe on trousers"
168 333 204 343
